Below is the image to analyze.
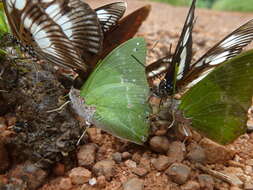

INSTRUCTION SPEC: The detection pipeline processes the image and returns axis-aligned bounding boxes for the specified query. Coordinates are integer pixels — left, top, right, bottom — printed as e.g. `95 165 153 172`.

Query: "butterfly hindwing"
179 50 253 144
70 38 151 145
95 2 127 33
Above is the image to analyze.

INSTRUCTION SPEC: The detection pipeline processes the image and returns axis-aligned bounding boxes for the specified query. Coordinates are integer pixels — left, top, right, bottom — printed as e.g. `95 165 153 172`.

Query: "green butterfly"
179 50 253 144
70 38 151 145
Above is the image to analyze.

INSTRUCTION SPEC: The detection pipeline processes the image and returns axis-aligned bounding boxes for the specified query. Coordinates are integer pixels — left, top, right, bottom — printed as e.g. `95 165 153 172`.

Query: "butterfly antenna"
131 54 146 68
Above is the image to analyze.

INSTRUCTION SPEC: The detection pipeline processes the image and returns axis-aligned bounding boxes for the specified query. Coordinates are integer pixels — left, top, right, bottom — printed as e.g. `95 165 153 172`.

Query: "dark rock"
187 143 206 163
149 136 170 153
93 160 115 180
77 143 97 168
123 178 144 190
166 163 191 185
112 152 122 163
167 141 185 164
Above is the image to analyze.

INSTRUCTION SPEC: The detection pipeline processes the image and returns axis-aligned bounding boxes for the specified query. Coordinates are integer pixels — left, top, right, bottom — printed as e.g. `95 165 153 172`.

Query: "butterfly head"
151 79 174 98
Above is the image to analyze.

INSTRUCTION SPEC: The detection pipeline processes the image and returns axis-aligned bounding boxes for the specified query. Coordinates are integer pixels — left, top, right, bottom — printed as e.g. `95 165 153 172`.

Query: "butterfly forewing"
152 0 196 96
95 2 127 33
3 0 103 72
180 18 253 89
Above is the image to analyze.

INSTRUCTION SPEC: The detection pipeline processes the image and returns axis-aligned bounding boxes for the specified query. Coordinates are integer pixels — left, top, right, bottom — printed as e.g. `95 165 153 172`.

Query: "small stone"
59 178 72 190
77 143 97 168
87 127 102 144
197 174 214 190
167 141 185 164
112 152 122 163
69 167 91 185
97 176 106 188
244 182 253 190
165 163 191 185
125 160 137 168
151 155 170 171
149 136 170 153
180 180 200 190
93 160 115 180
132 153 142 163
122 152 132 160
247 120 253 131
165 183 180 190
132 167 148 177
187 143 206 163
0 142 9 172
199 138 235 164
123 178 144 190
246 159 253 166
88 177 97 186
245 165 253 174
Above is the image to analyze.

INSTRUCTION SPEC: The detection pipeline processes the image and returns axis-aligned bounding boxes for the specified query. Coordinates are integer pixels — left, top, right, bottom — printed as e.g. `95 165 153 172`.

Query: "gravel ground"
1 0 253 190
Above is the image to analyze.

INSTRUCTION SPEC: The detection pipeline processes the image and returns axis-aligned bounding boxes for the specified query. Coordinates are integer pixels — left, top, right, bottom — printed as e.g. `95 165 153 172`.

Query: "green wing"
179 50 253 144
80 38 150 145
0 3 9 38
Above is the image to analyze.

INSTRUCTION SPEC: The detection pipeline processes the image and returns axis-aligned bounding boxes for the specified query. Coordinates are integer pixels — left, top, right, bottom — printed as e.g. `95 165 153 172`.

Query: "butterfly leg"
76 122 91 146
46 101 70 113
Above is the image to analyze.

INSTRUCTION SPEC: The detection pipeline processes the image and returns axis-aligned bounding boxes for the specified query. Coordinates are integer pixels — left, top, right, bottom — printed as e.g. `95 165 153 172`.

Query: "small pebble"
69 167 91 185
125 160 137 168
165 163 191 185
132 153 142 163
77 143 97 168
93 160 115 180
87 128 102 144
97 176 106 188
167 141 185 164
112 152 122 163
88 177 97 186
123 178 144 190
151 155 170 171
122 152 132 160
132 167 148 177
187 143 206 163
197 174 214 190
149 136 170 153
59 178 72 190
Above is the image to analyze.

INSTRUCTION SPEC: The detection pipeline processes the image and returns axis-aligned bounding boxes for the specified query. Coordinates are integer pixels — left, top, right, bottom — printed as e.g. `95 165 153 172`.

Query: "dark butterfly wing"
149 0 195 96
179 18 253 89
89 5 151 68
3 0 103 72
95 2 127 33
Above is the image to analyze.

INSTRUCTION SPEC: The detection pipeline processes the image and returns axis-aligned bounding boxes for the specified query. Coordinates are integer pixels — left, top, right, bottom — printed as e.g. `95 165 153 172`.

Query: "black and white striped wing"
3 0 103 72
95 2 127 33
180 18 253 88
164 0 195 83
